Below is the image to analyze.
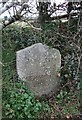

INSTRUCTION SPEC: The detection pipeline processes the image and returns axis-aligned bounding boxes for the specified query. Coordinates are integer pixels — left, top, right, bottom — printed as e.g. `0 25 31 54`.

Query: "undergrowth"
2 19 81 119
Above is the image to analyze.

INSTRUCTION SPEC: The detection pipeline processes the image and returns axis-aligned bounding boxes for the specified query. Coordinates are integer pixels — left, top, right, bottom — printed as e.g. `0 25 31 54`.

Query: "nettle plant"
3 82 50 119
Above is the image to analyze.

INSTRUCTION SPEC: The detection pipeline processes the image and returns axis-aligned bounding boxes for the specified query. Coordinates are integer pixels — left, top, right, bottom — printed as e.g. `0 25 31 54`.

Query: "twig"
21 18 42 31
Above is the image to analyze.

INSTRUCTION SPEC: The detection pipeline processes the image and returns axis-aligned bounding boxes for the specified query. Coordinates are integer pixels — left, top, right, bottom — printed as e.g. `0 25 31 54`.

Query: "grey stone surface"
16 43 61 97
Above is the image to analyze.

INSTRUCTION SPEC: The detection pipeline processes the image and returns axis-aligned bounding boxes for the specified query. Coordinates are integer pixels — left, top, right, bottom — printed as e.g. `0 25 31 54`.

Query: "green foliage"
2 20 81 119
3 82 50 119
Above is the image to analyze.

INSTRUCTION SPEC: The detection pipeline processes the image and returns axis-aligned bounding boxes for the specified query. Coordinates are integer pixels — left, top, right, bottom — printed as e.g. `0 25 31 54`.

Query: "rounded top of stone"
16 43 43 53
16 43 60 54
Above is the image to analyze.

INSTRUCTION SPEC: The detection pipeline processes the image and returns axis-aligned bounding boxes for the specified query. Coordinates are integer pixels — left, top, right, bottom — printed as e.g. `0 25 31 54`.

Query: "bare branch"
21 18 42 31
51 12 78 20
1 0 10 6
2 14 22 28
0 2 14 15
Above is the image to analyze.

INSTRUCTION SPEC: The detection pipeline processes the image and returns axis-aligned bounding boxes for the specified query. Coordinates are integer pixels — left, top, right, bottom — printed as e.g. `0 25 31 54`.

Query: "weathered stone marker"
16 43 61 97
